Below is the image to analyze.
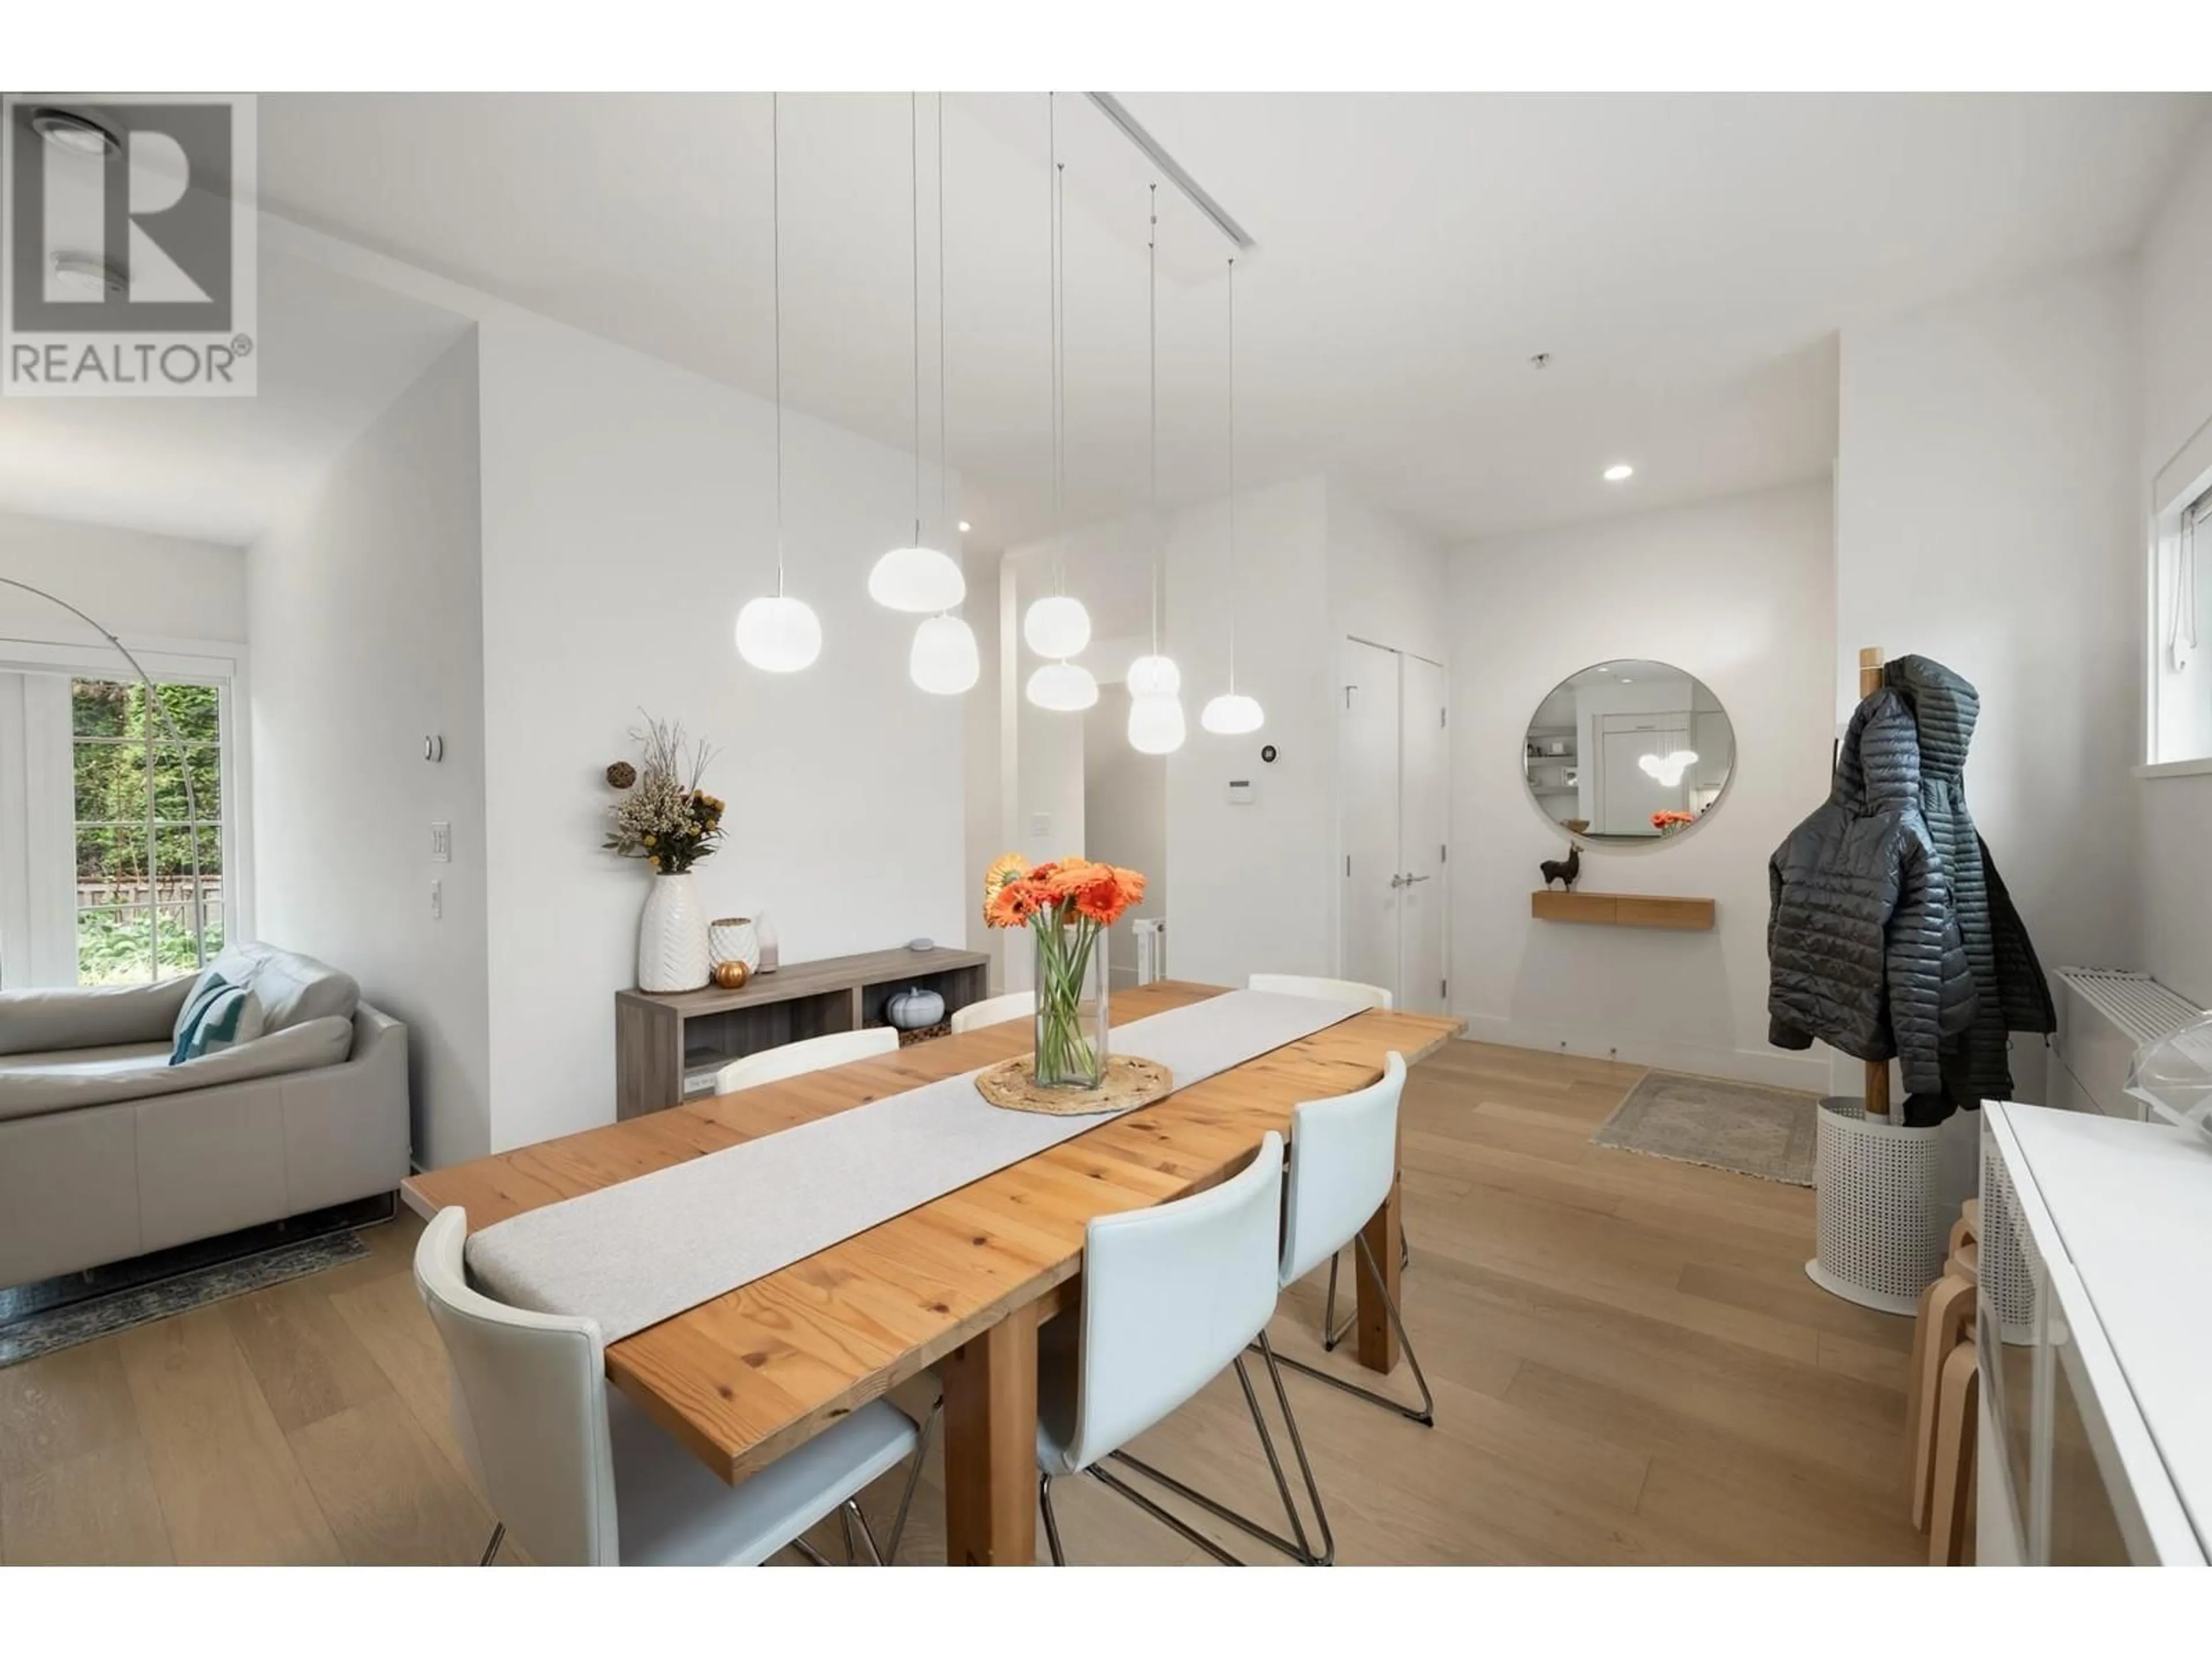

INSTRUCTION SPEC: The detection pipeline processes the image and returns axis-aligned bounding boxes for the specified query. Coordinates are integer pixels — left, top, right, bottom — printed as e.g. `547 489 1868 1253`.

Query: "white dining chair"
1246 973 1394 1010
1245 973 1412 1290
414 1207 935 1567
949 990 1036 1034
713 1026 900 1094
1113 1054 1431 1567
1035 1131 1321 1567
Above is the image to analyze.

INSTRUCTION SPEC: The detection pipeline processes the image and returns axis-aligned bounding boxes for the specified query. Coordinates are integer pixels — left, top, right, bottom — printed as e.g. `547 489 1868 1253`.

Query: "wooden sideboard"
613 945 992 1120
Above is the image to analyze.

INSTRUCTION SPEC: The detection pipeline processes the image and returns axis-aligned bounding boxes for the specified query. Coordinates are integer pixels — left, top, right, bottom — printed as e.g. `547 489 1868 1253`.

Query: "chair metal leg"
1039 1474 1067 1566
1274 1232 1436 1427
842 1499 885 1566
1324 1228 1415 1352
1106 1354 1327 1565
790 1535 834 1566
883 1398 940 1565
1253 1332 1336 1566
478 1520 506 1566
1085 1464 1245 1566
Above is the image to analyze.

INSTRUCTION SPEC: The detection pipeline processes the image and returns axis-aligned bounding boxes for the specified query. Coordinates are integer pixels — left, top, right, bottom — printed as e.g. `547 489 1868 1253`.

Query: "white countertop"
1993 1101 2212 1558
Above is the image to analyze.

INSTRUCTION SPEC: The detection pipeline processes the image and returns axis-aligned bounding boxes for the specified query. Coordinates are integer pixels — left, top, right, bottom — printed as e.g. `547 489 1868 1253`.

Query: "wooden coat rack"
1858 645 1891 1122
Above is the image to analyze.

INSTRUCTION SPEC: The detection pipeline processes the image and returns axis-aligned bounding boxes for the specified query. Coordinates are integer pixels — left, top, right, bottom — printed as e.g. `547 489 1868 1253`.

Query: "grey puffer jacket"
1883 656 2056 1109
1767 689 1974 1095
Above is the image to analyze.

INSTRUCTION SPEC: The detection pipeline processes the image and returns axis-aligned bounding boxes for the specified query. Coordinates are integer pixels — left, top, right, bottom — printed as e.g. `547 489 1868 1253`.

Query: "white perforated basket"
1804 1096 1949 1316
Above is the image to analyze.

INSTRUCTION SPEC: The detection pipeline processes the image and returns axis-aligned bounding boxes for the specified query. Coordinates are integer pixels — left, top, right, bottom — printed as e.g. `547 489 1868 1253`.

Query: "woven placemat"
974 1054 1174 1118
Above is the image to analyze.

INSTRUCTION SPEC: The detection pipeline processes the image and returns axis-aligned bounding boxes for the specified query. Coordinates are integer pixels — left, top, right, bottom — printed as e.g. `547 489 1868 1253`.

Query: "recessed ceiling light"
1603 463 1635 483
30 107 120 160
49 252 124 296
957 520 971 533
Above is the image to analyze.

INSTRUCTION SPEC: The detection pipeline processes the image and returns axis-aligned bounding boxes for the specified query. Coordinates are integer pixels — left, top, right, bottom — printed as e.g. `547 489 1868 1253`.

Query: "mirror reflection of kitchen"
1522 660 1736 842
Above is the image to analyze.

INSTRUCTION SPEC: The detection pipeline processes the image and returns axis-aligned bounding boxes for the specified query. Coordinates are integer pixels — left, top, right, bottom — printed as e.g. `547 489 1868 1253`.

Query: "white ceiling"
248 91 2204 549
7 93 2203 553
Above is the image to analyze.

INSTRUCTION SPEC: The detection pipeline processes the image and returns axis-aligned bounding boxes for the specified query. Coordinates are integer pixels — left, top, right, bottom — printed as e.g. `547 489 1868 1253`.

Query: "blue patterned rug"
0 1204 381 1369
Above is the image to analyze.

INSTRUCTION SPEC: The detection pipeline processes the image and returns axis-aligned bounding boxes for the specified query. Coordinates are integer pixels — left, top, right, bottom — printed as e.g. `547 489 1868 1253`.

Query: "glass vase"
1032 917 1109 1089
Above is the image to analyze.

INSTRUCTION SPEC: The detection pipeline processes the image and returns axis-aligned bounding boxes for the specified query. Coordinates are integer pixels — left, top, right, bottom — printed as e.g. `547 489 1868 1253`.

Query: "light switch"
429 878 443 921
1031 811 1051 838
1226 779 1255 805
430 821 452 862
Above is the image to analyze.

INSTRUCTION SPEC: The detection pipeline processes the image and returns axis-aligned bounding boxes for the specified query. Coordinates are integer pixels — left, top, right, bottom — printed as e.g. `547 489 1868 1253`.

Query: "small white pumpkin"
884 985 945 1031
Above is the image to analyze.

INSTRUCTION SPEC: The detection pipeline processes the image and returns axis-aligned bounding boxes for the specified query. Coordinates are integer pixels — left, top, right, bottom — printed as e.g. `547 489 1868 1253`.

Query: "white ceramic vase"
638 873 710 993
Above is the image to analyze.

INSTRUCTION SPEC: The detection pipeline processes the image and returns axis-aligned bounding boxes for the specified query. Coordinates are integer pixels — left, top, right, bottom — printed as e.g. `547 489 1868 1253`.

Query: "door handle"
1403 873 1430 885
1390 873 1431 888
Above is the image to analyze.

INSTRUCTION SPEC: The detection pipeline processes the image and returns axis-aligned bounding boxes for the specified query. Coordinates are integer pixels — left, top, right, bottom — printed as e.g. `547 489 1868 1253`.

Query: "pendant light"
1127 183 1186 755
1200 253 1264 736
870 93 966 617
907 93 980 694
736 92 824 674
1023 93 1098 709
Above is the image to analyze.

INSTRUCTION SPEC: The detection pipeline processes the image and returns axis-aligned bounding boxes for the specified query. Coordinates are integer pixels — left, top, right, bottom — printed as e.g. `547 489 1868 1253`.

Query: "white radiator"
2048 967 2202 1121
1132 918 1165 986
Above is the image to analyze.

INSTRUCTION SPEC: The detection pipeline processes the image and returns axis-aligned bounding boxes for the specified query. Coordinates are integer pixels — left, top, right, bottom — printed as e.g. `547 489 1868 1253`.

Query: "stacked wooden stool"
1907 1199 1980 1566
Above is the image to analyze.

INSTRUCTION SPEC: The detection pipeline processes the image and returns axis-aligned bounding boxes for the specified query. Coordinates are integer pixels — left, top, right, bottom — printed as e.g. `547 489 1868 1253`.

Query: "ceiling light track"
1084 92 1254 253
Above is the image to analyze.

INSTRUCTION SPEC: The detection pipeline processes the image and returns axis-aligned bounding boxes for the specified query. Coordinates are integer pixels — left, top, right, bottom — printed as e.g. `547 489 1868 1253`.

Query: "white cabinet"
1979 1103 2210 1563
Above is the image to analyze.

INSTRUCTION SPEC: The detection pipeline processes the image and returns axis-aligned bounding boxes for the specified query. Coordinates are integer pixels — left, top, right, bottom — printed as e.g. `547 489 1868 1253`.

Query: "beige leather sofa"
0 942 408 1286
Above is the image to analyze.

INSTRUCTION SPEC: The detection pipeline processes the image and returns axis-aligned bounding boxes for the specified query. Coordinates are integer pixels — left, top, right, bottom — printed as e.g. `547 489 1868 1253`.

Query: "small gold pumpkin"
713 959 751 991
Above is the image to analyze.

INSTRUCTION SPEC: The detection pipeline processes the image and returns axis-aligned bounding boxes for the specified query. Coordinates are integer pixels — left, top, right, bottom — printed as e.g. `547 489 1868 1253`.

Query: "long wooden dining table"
402 979 1464 1565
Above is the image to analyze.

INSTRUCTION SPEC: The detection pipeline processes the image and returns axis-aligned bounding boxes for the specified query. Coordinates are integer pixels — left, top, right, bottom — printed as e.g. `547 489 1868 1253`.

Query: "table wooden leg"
940 1300 1039 1566
1355 1173 1403 1374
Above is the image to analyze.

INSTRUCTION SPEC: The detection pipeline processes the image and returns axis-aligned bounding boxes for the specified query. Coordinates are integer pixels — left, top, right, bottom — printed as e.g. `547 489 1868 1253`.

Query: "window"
69 679 226 984
2149 478 2212 768
0 650 241 990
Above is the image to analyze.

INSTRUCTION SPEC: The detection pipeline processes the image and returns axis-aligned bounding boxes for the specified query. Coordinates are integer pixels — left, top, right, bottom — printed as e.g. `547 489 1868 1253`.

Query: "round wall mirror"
1522 660 1736 844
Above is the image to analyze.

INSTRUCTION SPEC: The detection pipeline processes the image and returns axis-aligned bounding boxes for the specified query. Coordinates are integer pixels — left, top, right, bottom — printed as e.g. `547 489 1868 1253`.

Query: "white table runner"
464 988 1369 1342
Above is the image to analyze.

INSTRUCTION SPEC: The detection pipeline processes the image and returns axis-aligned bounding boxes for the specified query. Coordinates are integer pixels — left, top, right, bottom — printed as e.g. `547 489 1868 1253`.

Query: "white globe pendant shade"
868 544 966 613
1125 653 1181 698
1022 593 1092 659
1200 691 1265 735
1026 660 1099 713
734 594 823 673
1127 692 1186 755
909 615 980 695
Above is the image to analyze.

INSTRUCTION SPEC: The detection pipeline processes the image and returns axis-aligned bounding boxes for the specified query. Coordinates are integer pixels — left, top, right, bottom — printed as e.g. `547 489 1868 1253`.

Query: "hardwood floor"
0 1040 1926 1565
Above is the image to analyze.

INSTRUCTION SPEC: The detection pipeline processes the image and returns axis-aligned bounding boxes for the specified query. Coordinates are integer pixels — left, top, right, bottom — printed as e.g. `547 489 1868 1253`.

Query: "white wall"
2136 116 2212 1005
1837 258 2140 997
1165 477 1335 986
1082 687 1168 987
1450 479 1836 1088
1325 480 1452 667
248 333 491 1169
0 510 247 645
475 309 967 1149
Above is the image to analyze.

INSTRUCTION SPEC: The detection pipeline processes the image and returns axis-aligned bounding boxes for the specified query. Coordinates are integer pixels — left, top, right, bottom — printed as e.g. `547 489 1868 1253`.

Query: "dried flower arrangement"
603 714 725 874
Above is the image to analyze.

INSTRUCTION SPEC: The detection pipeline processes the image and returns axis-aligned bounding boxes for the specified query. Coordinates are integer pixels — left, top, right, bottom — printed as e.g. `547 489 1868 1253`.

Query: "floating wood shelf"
1531 890 1715 931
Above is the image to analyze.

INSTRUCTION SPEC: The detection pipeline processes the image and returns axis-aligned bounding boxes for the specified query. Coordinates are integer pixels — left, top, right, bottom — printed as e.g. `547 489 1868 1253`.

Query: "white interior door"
1340 638 1402 999
1397 653 1449 1015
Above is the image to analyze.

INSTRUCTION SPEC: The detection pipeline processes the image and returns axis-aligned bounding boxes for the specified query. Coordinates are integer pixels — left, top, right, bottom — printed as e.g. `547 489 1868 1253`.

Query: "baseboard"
1451 1012 1832 1093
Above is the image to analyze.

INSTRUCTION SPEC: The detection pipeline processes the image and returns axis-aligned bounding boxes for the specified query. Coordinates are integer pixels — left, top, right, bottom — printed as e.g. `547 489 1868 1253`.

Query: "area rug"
1592 1070 1821 1186
0 1200 384 1369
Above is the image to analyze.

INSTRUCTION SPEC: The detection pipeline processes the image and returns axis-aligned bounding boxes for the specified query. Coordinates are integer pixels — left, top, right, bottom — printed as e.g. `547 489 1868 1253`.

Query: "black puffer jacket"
1767 689 1974 1095
1883 656 2056 1111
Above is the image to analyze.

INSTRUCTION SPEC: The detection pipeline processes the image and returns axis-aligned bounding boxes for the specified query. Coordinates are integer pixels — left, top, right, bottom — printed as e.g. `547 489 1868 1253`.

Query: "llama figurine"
1539 842 1582 891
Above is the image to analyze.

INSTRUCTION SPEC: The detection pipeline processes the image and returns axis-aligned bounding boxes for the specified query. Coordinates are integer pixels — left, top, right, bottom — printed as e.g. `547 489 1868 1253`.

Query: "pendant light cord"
1226 254 1238 692
1147 182 1160 658
938 92 950 558
771 93 785 596
910 90 923 546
